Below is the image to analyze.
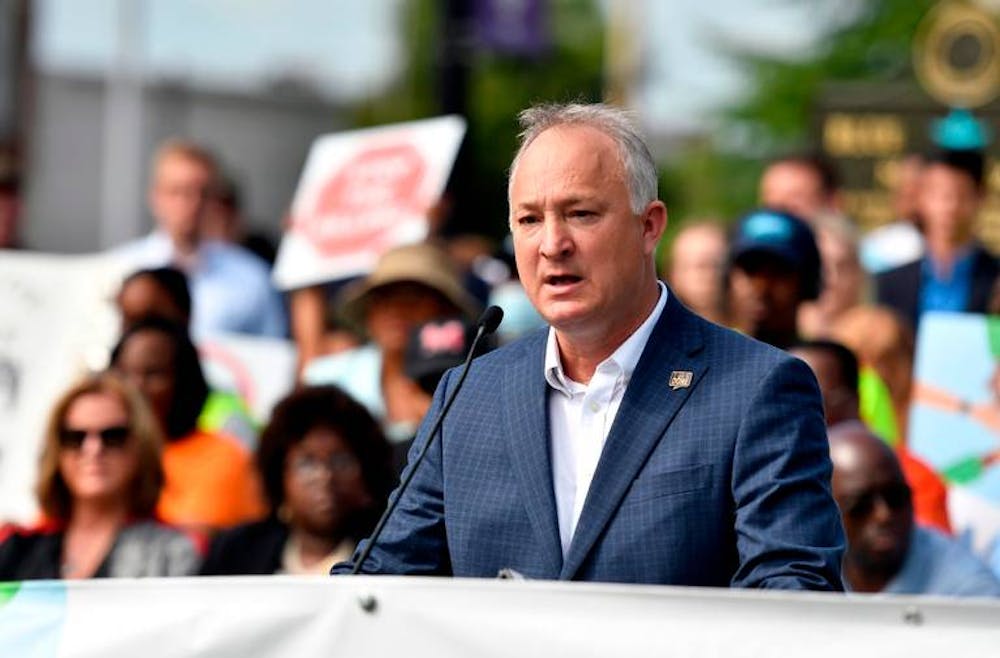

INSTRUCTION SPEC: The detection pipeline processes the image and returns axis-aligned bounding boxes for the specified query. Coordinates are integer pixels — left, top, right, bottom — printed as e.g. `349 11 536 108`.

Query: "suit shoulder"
693 314 791 371
468 327 546 373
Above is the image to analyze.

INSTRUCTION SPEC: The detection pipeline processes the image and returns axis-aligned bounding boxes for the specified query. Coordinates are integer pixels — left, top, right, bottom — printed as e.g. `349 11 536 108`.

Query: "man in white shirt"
112 140 286 338
335 103 844 588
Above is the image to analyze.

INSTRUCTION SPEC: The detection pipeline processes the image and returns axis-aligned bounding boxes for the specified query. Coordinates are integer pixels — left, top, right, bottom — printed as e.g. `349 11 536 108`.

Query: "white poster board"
198 333 297 424
0 250 125 524
272 115 467 290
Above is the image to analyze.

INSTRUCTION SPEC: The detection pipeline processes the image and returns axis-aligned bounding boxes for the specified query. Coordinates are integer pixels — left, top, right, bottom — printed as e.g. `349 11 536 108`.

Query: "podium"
2 576 998 656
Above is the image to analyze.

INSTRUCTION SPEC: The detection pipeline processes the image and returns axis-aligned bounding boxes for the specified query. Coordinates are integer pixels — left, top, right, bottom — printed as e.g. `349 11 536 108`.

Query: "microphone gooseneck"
350 306 504 574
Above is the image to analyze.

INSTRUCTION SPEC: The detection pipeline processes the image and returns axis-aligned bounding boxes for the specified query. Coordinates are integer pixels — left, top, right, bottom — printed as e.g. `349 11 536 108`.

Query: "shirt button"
588 401 600 413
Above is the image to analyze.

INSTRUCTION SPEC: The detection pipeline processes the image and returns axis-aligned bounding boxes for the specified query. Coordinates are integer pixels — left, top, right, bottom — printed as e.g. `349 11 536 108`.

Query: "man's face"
789 347 857 427
149 155 215 245
760 162 829 221
917 163 980 247
509 125 665 342
668 225 726 316
832 441 913 578
816 227 863 316
727 254 803 341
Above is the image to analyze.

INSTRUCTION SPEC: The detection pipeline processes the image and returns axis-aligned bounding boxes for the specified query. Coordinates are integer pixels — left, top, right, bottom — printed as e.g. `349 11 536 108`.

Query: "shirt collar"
544 281 668 395
146 230 205 272
921 245 975 282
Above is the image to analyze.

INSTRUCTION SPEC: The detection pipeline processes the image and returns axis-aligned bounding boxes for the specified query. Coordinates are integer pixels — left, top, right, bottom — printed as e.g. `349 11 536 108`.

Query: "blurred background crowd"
1 0 1000 598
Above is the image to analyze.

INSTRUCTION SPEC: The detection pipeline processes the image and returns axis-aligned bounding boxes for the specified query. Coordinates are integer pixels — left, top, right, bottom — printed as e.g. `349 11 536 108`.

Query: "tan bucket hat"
338 242 482 329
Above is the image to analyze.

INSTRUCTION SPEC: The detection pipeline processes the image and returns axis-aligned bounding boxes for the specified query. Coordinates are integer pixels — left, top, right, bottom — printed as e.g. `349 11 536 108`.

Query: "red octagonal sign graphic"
295 141 428 257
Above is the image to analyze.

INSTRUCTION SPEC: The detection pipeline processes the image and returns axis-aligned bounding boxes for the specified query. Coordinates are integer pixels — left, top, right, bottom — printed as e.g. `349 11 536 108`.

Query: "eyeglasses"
289 453 360 479
58 425 131 450
843 483 911 519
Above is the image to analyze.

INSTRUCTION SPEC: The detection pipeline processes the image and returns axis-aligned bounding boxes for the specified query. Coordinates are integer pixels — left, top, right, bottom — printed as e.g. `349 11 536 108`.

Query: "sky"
32 0 404 97
32 0 862 135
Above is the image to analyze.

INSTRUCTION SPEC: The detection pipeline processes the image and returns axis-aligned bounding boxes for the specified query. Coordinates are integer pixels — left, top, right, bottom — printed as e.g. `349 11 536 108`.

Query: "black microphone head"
478 305 504 335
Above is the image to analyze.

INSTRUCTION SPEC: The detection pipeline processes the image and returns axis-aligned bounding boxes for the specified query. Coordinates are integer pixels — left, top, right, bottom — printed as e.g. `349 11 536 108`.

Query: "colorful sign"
909 312 1000 560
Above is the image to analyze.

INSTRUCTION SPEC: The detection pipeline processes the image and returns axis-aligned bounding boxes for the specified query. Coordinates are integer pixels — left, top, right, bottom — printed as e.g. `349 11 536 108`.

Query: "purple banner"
474 0 548 56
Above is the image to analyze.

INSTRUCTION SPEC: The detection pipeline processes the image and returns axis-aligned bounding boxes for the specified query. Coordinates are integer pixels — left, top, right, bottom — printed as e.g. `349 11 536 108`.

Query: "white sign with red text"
272 116 467 290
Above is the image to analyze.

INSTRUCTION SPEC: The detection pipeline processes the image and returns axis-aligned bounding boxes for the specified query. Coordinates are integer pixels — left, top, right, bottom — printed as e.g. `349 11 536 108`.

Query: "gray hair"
508 102 659 214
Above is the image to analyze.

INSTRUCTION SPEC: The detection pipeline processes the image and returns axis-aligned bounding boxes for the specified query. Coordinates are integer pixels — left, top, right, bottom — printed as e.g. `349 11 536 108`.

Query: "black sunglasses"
845 483 911 519
58 425 131 450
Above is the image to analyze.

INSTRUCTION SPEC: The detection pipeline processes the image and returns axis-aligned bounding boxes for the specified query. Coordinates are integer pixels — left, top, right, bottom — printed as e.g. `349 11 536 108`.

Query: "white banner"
272 116 467 290
1 576 999 657
0 250 125 524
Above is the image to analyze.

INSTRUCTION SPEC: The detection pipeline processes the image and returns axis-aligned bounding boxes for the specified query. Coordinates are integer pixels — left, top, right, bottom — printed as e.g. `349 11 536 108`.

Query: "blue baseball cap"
729 208 822 299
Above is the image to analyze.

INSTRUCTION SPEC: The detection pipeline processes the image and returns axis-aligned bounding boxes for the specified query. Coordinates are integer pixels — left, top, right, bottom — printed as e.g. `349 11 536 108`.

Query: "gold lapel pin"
669 371 693 390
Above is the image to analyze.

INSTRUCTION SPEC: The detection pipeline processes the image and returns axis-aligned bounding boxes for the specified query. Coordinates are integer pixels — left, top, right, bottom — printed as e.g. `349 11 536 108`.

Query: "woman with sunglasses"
200 386 393 575
0 373 200 580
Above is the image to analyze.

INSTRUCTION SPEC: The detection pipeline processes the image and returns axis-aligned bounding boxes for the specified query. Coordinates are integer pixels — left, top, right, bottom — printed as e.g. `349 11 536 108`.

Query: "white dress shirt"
545 282 668 556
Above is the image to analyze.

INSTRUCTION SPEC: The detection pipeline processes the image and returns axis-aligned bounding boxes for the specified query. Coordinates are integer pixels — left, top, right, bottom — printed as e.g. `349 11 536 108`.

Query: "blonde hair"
36 372 166 521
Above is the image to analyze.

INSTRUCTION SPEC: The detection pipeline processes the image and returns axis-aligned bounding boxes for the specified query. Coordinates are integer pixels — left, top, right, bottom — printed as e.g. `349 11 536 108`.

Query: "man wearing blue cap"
726 209 822 350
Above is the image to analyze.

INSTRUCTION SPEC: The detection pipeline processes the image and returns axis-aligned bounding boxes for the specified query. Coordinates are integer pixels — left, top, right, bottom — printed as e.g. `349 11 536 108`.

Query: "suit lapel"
559 294 707 580
503 330 563 576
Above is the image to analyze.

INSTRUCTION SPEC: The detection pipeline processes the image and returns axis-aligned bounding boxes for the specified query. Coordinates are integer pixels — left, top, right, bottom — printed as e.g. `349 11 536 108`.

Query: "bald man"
829 424 1000 596
759 154 841 222
666 221 727 324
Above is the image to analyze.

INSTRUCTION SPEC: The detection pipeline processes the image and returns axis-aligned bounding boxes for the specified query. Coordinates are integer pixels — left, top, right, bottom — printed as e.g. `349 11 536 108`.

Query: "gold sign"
823 113 906 157
914 1 1000 108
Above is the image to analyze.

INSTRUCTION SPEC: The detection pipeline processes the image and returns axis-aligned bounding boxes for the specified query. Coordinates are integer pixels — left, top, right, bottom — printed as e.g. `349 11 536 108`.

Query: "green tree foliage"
662 0 935 237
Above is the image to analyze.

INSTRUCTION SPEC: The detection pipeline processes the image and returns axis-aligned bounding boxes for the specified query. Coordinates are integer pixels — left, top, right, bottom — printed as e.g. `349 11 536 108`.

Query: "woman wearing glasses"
201 386 393 575
0 373 200 580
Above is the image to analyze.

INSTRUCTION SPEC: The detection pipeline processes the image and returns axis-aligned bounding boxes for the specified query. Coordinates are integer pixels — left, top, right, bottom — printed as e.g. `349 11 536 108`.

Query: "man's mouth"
544 274 583 286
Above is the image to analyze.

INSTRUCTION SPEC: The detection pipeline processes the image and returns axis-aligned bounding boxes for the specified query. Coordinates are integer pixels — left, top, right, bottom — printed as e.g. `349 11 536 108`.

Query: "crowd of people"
0 104 999 599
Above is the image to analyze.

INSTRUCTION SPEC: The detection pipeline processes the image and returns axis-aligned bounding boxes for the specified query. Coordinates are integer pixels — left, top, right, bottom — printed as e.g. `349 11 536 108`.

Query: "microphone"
350 305 504 575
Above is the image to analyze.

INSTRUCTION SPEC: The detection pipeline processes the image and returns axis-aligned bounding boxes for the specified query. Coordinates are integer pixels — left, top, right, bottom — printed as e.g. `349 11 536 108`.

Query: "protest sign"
909 312 1000 560
0 251 124 523
198 333 297 424
272 116 466 290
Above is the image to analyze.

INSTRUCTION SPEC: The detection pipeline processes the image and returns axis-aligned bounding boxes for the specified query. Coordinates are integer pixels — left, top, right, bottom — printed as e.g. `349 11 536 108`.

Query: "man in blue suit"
335 103 845 589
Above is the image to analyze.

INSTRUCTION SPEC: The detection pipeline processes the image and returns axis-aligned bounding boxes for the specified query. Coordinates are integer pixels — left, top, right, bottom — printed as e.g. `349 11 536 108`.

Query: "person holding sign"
334 103 844 588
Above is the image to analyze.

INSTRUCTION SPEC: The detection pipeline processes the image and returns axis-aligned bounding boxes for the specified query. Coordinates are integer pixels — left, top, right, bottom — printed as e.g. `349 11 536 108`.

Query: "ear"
641 201 668 255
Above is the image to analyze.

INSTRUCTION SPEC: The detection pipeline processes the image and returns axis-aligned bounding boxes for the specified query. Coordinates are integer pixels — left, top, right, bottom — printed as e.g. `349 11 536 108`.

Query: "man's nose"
539 218 573 259
869 496 895 523
746 272 772 297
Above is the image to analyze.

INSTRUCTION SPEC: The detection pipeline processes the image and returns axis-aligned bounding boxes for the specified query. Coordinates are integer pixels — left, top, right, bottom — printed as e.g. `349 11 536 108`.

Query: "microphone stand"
350 307 503 575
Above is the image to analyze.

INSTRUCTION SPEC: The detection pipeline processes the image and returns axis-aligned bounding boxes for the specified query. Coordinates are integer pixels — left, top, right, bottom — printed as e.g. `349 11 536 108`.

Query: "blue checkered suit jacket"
336 292 845 589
